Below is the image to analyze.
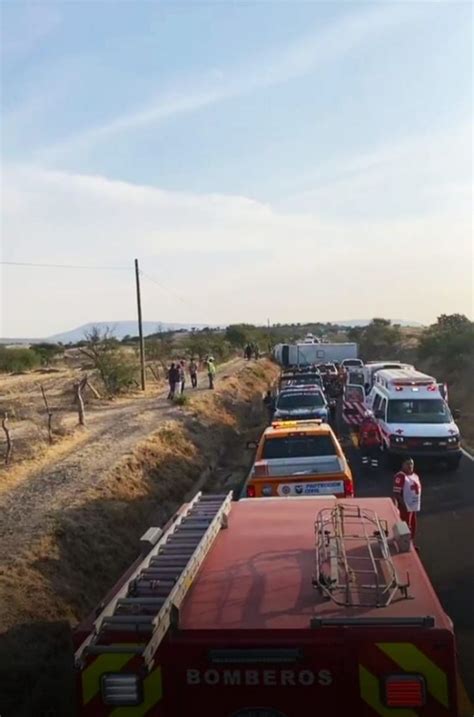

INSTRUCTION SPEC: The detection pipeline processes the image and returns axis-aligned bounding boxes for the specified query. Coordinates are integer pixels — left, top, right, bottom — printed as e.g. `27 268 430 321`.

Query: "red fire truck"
74 492 462 716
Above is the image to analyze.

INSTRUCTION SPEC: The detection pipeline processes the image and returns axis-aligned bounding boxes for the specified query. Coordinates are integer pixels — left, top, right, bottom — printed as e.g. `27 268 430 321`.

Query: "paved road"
343 430 474 701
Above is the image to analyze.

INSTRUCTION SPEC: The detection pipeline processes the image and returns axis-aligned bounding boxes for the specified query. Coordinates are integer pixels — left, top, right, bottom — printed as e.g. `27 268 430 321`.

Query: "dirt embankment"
0 359 278 717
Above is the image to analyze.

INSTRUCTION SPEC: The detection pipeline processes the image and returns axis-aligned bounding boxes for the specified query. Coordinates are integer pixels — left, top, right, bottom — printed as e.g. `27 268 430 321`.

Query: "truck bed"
180 497 451 631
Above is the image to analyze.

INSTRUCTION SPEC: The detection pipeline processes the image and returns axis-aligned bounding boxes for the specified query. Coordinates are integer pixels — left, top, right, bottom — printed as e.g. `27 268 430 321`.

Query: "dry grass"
5 361 276 629
0 359 277 716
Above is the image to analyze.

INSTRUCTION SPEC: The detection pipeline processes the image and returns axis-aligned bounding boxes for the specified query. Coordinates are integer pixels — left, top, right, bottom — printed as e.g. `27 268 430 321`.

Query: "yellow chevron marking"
359 665 418 717
378 642 449 709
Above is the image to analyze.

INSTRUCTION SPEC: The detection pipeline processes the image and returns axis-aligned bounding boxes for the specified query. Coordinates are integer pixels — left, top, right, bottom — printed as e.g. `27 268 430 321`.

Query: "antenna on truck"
313 503 410 608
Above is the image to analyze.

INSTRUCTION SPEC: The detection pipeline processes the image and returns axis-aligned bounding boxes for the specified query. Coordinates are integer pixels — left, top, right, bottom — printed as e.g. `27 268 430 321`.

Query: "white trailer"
273 341 358 366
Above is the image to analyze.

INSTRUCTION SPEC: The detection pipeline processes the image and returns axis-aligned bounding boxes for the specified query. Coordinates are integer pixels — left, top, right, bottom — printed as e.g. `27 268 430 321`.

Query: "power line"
139 269 192 307
0 260 130 270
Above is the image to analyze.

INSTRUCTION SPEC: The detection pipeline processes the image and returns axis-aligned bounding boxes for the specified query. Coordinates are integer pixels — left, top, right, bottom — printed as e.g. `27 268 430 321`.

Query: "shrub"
30 342 64 366
173 394 189 406
79 327 139 395
0 346 40 373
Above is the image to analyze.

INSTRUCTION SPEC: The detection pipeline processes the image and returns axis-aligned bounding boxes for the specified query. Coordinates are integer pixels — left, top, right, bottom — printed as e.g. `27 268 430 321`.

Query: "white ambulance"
366 368 462 469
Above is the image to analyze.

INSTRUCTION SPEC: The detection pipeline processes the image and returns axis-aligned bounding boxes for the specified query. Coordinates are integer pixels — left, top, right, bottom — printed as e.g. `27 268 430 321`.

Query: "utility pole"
134 258 146 391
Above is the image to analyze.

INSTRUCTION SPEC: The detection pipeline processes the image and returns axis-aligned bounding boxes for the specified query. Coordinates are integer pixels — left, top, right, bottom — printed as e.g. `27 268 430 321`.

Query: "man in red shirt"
393 458 422 541
358 411 383 468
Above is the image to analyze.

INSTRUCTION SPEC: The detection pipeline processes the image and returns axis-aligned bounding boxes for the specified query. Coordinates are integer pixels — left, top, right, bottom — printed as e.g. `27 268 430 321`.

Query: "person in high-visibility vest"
206 356 216 389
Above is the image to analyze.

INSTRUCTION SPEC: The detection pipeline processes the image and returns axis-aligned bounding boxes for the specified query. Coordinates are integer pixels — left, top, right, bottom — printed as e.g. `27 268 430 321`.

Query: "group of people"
167 357 216 399
244 343 260 361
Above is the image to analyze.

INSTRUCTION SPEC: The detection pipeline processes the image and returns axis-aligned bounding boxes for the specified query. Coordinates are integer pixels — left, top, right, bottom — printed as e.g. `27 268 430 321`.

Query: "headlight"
262 485 273 496
447 435 460 444
101 673 142 706
390 435 405 445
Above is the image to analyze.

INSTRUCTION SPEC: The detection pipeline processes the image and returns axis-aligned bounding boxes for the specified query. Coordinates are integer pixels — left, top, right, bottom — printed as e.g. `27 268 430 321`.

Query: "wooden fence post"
2 412 13 464
40 385 53 444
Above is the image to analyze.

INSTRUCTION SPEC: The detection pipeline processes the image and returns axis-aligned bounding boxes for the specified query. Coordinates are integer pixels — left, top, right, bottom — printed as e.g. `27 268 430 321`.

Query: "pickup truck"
244 419 354 498
273 387 330 423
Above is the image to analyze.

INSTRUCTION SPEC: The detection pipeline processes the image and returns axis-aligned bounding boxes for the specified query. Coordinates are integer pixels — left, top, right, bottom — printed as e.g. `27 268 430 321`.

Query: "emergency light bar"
271 420 323 428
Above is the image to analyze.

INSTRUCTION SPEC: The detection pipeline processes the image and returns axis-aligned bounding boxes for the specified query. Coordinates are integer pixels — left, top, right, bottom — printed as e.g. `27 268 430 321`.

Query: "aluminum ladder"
75 491 233 667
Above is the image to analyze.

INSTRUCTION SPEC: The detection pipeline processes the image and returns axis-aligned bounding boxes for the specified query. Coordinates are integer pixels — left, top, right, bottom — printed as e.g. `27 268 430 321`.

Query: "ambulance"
366 369 462 469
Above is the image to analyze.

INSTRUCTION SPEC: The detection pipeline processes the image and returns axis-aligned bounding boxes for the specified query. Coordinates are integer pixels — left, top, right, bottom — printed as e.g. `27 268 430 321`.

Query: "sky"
1 0 472 337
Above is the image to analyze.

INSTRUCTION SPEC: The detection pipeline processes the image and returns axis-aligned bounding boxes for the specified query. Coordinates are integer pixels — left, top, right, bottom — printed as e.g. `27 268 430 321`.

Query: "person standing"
393 458 422 542
263 389 275 423
167 362 180 400
206 356 216 389
244 343 252 361
359 411 383 468
189 358 198 388
179 360 186 394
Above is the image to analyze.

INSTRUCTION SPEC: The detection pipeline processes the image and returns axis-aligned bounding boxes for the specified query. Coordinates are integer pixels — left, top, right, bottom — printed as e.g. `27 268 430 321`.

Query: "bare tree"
78 326 137 395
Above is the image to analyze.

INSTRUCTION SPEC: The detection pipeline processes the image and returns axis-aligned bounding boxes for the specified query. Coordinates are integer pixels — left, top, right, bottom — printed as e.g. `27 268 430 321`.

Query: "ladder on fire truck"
75 491 233 668
313 502 410 609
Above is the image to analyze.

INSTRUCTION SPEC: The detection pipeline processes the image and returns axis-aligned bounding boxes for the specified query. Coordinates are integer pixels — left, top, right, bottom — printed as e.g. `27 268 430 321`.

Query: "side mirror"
452 408 461 419
246 440 258 449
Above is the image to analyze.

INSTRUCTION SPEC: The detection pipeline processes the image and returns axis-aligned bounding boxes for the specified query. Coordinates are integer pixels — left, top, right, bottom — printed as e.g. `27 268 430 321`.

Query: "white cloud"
30 2 421 163
280 122 473 219
1 147 472 336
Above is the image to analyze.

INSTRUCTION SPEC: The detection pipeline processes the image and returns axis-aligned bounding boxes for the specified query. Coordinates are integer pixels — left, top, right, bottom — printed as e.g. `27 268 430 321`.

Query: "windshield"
277 392 325 409
345 385 365 402
281 375 321 387
348 372 365 386
387 399 452 424
263 434 337 459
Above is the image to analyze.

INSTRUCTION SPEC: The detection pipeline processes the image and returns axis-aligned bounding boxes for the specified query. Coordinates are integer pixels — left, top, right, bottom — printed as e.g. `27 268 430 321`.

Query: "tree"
31 342 64 366
225 324 252 348
79 327 138 395
418 314 474 374
351 319 402 361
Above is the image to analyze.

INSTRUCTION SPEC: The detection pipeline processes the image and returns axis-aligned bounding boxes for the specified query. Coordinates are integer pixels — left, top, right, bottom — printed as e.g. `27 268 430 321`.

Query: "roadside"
0 358 277 717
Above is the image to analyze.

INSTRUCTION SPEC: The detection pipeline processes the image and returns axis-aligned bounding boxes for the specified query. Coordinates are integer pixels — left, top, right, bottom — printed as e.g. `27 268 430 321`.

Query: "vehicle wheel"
446 456 461 471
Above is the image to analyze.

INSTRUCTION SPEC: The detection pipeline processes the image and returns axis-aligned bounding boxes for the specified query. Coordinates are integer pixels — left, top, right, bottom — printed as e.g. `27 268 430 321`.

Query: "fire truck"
74 492 463 716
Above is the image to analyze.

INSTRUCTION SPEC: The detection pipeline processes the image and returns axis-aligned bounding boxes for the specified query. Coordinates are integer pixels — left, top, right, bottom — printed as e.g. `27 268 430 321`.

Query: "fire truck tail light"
246 485 256 498
101 673 142 706
384 674 425 707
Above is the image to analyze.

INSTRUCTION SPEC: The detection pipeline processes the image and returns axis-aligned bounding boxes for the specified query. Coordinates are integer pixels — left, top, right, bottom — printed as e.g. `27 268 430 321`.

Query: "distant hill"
334 319 424 328
46 321 214 344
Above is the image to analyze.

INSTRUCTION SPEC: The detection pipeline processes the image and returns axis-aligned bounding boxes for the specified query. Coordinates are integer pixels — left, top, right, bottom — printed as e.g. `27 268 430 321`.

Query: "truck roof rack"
313 503 410 608
75 491 233 668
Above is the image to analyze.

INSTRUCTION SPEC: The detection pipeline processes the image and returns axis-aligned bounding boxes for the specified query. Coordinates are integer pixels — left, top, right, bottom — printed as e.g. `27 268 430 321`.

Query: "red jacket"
359 418 383 447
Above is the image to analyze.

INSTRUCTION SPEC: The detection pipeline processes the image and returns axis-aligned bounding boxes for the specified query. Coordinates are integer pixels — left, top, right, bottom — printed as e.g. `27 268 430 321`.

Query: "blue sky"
1 1 472 336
